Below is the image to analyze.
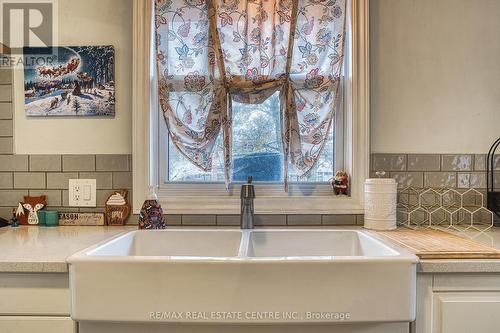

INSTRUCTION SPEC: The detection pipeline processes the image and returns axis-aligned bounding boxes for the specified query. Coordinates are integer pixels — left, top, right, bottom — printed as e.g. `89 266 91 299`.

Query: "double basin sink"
68 229 417 324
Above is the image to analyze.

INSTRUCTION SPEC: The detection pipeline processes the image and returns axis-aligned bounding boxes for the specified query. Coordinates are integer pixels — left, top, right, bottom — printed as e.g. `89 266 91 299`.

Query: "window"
162 89 339 184
132 0 369 214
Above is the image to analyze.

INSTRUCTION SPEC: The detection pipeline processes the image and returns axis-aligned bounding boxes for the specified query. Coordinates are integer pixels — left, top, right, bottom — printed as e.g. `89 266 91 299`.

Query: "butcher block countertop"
376 227 500 273
377 229 500 259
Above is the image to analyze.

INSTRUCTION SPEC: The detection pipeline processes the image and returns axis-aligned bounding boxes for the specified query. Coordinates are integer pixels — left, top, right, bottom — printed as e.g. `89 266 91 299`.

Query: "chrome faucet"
240 176 255 229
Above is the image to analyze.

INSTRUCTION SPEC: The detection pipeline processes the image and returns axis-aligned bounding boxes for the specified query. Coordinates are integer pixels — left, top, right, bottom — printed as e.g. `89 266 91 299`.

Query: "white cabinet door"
0 316 75 333
0 273 70 315
433 292 500 333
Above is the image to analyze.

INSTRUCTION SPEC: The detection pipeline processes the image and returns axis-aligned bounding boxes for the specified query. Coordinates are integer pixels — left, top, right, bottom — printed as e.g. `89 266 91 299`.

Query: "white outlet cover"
69 179 97 207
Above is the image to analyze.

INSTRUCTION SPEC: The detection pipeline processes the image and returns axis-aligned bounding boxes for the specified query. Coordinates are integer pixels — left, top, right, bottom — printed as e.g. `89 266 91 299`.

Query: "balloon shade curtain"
155 0 346 188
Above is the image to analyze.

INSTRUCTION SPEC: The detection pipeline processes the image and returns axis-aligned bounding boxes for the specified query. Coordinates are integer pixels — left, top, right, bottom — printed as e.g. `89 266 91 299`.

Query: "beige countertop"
2 225 500 274
0 225 134 273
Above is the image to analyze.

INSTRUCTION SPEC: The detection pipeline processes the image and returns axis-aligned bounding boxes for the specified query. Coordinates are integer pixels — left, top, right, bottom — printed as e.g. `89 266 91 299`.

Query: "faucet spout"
240 176 255 229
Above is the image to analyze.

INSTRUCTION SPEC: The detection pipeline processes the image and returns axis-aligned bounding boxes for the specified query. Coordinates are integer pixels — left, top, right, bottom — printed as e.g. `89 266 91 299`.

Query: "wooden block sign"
58 212 105 226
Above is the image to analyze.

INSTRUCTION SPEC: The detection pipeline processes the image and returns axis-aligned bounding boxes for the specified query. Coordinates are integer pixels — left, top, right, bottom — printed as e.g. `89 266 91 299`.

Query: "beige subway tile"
62 190 69 206
0 155 28 171
112 172 132 189
322 214 356 225
476 154 500 171
0 85 11 102
63 155 95 171
96 154 130 171
216 215 239 226
372 154 407 172
0 137 13 154
45 207 76 213
0 69 12 84
287 214 322 226
254 215 286 226
470 172 487 189
125 214 139 225
391 172 424 188
30 155 61 172
182 215 216 226
0 103 12 119
0 172 12 188
474 154 486 171
29 190 62 207
457 173 470 189
407 154 440 171
424 172 457 188
79 172 113 189
165 214 182 226
0 207 13 220
13 172 45 189
0 120 12 136
441 154 472 171
46 172 78 189
0 190 28 206
79 207 105 213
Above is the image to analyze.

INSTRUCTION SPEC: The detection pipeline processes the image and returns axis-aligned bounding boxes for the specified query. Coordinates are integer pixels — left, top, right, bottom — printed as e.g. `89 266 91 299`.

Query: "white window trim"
132 0 370 215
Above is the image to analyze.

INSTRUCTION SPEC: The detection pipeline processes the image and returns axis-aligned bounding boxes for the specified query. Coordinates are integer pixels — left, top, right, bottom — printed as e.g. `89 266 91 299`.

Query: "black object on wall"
487 137 500 222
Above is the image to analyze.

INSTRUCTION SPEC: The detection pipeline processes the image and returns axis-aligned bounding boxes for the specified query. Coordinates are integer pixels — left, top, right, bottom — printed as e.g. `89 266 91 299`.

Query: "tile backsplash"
371 153 498 190
1 66 498 226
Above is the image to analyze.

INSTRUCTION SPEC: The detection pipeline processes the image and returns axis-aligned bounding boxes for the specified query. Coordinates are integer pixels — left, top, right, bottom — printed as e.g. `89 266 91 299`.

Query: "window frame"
132 0 370 215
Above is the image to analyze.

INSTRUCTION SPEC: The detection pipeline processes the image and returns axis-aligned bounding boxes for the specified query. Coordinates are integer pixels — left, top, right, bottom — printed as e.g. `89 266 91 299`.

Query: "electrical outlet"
69 179 96 207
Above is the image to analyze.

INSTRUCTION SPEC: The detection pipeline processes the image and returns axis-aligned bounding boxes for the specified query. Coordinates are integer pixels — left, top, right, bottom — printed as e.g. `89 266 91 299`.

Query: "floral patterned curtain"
155 0 346 188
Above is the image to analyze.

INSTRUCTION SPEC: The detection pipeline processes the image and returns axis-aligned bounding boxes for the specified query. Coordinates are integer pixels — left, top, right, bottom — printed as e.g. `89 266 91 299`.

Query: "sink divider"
238 230 251 258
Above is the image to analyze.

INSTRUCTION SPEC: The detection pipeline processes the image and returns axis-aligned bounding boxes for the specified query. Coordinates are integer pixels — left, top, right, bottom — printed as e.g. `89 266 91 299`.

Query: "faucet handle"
241 176 255 199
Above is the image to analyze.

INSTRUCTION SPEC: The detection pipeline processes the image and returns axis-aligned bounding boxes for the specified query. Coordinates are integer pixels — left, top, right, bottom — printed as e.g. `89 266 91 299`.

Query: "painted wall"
11 0 500 155
13 0 132 154
370 0 500 154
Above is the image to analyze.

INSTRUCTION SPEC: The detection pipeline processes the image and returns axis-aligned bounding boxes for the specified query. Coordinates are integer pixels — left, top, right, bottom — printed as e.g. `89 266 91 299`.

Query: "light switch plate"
69 179 97 207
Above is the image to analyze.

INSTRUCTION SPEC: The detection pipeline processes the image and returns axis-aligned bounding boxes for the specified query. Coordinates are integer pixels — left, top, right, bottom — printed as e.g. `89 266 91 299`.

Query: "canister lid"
365 178 397 184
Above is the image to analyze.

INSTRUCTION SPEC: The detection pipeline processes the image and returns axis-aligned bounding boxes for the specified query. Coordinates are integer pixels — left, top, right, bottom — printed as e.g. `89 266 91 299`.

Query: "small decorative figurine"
17 196 46 225
332 170 349 195
105 190 131 226
139 186 166 229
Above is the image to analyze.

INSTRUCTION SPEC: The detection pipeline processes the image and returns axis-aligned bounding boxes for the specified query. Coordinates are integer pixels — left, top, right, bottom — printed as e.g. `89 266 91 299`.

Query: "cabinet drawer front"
0 273 70 315
0 316 75 333
433 292 500 333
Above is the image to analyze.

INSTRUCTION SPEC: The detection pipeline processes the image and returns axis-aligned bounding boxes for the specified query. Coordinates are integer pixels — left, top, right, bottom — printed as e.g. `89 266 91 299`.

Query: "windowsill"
157 194 364 215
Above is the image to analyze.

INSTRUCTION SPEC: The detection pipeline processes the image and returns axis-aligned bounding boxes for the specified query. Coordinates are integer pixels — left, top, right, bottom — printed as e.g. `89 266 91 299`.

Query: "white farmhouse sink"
68 229 417 324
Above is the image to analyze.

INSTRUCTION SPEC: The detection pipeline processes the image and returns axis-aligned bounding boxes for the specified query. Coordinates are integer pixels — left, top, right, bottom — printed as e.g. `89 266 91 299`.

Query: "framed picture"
23 45 115 117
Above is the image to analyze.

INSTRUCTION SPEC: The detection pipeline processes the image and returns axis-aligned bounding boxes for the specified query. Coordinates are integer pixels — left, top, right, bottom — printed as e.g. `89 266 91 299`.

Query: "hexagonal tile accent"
430 207 452 228
419 188 442 212
442 189 462 213
461 188 484 212
450 208 473 231
471 207 494 231
397 208 410 227
398 186 422 210
408 207 430 228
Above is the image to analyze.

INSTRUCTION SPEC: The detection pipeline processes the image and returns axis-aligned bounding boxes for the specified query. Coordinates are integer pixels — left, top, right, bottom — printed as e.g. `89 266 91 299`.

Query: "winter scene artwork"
23 46 115 117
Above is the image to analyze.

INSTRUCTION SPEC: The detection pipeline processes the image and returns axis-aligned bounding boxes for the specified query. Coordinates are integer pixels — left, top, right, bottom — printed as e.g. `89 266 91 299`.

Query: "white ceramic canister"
364 178 397 230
